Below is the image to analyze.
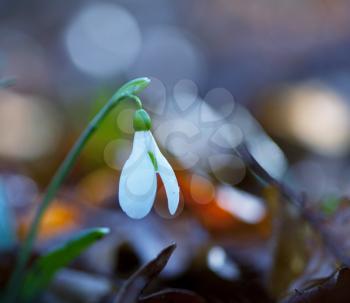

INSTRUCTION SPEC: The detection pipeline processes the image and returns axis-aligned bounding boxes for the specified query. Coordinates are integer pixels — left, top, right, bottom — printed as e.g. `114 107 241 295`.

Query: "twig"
236 143 350 267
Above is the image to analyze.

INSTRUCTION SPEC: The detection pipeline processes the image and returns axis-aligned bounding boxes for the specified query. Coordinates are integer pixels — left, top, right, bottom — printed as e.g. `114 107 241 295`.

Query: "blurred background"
1 1 350 302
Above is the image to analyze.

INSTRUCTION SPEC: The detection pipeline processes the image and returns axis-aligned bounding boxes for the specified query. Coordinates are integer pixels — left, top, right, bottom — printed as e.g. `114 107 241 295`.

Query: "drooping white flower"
118 125 179 219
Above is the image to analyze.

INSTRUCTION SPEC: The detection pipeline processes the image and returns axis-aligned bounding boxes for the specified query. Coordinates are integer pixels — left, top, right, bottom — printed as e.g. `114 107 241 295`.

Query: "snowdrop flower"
119 109 179 219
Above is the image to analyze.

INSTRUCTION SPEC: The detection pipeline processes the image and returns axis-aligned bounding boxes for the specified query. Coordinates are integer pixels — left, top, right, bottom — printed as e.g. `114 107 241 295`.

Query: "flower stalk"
4 77 151 303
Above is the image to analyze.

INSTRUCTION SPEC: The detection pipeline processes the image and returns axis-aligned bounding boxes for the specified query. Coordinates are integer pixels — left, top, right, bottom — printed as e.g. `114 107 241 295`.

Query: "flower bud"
133 109 152 131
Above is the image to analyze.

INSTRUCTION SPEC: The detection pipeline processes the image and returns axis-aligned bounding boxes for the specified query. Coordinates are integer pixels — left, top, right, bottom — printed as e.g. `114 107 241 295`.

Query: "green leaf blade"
20 227 110 301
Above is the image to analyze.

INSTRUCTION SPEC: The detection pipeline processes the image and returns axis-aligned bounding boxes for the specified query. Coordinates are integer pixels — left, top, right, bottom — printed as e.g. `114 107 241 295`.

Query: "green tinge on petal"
148 151 158 171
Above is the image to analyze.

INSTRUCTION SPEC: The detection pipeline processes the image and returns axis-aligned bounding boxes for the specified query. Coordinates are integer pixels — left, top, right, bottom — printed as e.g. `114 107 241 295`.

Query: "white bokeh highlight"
65 3 141 77
216 185 266 224
130 27 205 85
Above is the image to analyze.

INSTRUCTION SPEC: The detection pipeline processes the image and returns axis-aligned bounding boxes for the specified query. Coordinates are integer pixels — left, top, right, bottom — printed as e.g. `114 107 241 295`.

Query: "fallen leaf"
284 267 350 303
114 243 176 303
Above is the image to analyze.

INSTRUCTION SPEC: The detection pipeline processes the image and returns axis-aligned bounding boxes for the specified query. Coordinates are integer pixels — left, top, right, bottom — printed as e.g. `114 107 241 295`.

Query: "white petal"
150 133 179 215
128 131 152 160
119 131 157 219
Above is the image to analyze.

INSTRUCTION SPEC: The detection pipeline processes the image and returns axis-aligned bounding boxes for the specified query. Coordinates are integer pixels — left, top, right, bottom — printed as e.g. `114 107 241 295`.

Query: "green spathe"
133 109 152 131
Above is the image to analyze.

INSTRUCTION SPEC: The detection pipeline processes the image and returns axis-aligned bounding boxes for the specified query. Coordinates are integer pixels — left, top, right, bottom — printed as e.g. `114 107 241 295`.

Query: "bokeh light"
285 84 350 156
2 1 350 301
207 246 240 280
260 83 350 156
0 90 62 160
173 79 198 112
104 139 132 171
190 174 216 205
216 185 266 224
65 3 141 77
129 27 206 85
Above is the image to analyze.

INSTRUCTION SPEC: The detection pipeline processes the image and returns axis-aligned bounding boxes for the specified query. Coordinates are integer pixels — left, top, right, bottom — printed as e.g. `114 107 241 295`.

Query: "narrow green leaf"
20 227 110 301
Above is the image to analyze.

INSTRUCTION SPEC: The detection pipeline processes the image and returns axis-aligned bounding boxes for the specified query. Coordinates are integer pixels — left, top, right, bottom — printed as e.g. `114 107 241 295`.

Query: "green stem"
127 94 143 109
4 77 150 303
